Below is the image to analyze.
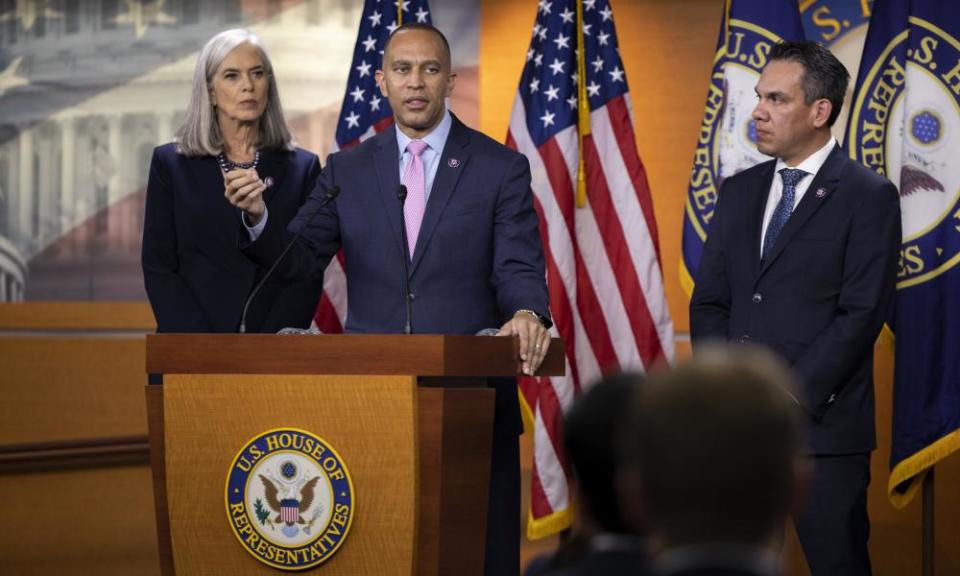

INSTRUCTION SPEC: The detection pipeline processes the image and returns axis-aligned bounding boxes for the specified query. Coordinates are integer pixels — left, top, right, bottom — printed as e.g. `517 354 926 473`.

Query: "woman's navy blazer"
142 143 323 333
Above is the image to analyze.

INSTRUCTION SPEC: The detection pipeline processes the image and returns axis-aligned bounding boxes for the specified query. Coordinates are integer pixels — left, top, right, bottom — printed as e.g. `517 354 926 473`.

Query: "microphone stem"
239 186 339 334
397 186 414 335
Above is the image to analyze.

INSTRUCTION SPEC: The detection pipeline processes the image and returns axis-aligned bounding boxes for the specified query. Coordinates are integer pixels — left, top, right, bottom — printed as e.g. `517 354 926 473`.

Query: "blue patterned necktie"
762 168 807 261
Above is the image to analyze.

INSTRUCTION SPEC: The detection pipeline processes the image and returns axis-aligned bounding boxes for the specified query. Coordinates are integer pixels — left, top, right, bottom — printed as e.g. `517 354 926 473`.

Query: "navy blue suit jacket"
690 144 901 454
142 144 324 333
242 117 550 437
243 115 550 335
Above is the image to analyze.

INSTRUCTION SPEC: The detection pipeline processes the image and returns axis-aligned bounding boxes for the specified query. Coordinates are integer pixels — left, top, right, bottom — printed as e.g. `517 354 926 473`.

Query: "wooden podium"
145 334 564 575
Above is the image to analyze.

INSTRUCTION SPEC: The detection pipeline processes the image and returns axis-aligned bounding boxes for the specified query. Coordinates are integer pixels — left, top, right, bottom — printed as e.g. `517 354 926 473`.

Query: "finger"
223 169 248 184
527 328 541 373
229 175 260 194
224 176 253 202
495 318 516 337
516 319 532 365
234 180 265 206
531 331 550 373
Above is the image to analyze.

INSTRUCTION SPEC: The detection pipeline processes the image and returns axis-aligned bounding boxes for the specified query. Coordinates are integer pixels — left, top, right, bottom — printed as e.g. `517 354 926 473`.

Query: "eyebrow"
756 88 789 99
221 65 265 73
391 59 442 67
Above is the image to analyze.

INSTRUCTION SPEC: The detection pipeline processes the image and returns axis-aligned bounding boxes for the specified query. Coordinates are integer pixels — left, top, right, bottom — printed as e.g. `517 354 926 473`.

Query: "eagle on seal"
259 474 321 525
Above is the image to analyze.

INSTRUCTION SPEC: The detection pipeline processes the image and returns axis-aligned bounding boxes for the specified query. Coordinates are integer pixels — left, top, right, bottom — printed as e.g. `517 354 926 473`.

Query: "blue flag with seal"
800 0 874 143
847 0 960 508
680 0 805 294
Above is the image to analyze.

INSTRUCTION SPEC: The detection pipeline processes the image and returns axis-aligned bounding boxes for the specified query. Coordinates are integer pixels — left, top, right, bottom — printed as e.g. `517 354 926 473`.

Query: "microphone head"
397 185 407 201
327 185 341 199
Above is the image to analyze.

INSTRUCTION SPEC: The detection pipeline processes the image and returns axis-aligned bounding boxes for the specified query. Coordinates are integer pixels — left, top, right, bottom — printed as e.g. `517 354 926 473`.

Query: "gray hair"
175 29 294 156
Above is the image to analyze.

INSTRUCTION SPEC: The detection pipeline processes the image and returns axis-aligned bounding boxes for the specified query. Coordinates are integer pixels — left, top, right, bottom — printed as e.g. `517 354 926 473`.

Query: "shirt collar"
775 136 836 178
395 109 452 157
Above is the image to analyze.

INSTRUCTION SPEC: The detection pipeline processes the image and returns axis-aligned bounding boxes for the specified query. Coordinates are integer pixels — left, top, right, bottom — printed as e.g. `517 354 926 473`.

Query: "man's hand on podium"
497 312 550 376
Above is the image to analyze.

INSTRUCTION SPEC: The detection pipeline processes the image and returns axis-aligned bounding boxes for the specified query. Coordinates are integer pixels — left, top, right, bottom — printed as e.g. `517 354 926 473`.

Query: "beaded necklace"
217 149 260 172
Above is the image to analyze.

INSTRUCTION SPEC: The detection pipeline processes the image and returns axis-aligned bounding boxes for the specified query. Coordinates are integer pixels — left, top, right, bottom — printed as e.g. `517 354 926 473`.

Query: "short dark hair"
382 23 451 67
621 346 803 547
564 372 641 534
768 40 850 127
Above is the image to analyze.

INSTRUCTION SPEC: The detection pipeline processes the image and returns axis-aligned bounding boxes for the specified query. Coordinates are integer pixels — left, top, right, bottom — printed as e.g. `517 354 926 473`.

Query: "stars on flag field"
115 0 177 39
336 1 432 140
520 0 629 135
0 0 61 32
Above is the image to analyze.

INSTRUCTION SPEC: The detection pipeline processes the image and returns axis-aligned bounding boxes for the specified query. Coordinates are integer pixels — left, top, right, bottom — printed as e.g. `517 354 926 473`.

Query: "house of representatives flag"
507 0 674 538
680 0 805 294
846 0 960 508
313 0 433 333
800 0 873 143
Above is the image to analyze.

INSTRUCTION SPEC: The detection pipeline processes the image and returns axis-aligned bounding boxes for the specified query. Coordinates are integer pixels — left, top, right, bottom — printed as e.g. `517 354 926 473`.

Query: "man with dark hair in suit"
621 346 805 576
226 23 552 576
690 41 901 575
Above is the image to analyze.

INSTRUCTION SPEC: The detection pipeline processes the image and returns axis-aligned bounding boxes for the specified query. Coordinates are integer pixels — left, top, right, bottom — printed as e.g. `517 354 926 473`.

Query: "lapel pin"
448 158 460 168
815 187 826 198
263 176 274 188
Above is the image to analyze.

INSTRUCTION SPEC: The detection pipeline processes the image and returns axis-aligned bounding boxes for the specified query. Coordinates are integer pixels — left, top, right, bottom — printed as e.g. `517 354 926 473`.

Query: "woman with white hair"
142 29 323 333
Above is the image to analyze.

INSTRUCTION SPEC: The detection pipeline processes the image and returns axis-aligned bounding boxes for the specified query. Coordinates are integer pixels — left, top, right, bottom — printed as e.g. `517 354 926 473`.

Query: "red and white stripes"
508 92 673 537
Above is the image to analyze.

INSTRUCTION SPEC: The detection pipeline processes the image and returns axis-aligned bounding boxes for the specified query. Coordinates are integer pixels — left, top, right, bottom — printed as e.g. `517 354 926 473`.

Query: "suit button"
409 292 416 300
740 335 751 343
752 293 762 303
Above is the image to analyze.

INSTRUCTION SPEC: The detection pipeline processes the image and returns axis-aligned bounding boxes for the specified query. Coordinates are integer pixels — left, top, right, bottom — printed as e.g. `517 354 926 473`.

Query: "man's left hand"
498 312 550 376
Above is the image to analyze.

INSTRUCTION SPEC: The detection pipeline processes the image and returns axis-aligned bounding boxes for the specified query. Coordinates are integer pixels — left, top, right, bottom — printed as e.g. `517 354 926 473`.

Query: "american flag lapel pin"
448 158 460 168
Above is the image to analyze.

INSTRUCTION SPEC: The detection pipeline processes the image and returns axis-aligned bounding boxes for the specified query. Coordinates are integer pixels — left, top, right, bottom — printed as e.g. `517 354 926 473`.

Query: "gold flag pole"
723 0 732 50
397 0 403 25
575 0 590 208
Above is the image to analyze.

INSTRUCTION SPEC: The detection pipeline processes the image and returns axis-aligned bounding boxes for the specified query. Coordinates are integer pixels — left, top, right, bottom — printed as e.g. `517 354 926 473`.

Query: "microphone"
239 185 341 334
396 185 414 334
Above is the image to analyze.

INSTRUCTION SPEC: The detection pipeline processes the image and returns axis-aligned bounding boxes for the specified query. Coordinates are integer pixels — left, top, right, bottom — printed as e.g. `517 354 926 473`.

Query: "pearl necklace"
217 149 260 172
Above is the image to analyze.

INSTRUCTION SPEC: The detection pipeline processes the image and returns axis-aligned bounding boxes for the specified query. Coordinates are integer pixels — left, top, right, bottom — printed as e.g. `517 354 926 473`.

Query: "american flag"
506 0 674 538
312 0 432 333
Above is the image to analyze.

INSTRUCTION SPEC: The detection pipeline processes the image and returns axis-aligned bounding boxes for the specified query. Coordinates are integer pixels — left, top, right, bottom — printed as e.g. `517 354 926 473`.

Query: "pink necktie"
402 140 428 257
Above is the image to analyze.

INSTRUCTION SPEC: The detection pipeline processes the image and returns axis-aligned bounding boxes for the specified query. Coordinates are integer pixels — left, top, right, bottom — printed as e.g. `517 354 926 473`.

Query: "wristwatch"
514 309 553 329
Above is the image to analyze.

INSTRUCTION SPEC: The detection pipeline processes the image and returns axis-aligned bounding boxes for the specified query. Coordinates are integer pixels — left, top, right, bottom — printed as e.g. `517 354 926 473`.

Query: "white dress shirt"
759 137 837 256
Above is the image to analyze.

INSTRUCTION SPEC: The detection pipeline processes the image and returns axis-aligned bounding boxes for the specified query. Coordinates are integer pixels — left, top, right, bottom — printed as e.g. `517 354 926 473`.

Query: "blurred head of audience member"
619 345 805 576
525 372 650 576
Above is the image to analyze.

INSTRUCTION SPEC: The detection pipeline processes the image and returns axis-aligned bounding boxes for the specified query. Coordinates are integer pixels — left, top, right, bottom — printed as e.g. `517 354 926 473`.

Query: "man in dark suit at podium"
690 41 900 575
227 23 552 576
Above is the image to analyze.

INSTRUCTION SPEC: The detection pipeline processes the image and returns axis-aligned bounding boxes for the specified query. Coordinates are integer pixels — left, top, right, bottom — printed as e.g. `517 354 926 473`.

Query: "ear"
375 70 387 97
812 98 833 129
445 72 457 98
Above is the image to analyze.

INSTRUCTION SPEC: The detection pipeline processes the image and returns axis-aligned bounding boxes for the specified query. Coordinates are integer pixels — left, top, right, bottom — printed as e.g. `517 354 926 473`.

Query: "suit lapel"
258 148 288 207
409 116 470 276
747 162 775 279
759 144 845 276
187 155 241 242
372 128 406 253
